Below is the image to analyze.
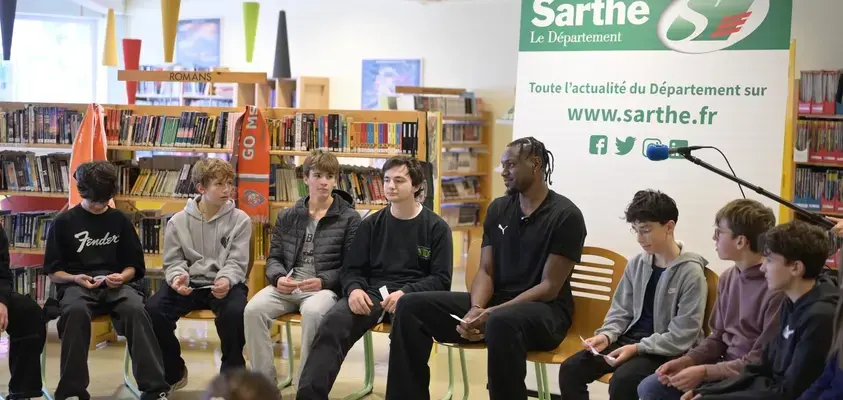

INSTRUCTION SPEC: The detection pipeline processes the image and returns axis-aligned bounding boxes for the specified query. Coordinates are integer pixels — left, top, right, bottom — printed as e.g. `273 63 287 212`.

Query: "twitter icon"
615 136 636 155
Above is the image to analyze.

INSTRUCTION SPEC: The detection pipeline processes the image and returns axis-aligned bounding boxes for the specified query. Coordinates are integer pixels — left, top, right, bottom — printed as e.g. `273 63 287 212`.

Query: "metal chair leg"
123 343 141 399
343 331 375 400
40 346 53 400
440 347 454 400
277 321 294 389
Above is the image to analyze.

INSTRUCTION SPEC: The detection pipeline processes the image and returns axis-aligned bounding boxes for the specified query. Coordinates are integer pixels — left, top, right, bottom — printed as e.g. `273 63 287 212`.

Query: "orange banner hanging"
231 105 270 222
68 104 115 209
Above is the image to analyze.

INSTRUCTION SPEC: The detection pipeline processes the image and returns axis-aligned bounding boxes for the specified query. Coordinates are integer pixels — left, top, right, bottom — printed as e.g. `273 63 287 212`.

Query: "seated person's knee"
394 292 425 315
61 302 92 320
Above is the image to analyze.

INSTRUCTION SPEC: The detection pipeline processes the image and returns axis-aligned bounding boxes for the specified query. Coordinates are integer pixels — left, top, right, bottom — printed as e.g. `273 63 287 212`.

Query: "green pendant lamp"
243 2 259 62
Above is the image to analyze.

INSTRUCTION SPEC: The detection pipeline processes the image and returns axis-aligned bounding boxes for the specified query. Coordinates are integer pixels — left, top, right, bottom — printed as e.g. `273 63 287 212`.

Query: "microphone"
645 144 705 161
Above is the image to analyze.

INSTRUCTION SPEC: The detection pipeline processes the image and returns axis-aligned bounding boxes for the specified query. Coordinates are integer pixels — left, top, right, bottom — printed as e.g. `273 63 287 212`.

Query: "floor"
0 267 611 400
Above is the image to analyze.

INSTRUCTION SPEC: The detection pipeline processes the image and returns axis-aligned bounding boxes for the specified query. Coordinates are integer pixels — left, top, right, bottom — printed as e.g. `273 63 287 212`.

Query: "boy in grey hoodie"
558 189 708 400
145 158 253 391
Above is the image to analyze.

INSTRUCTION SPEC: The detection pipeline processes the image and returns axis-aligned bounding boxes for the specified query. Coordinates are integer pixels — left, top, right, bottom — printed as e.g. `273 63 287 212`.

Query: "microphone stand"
678 150 836 229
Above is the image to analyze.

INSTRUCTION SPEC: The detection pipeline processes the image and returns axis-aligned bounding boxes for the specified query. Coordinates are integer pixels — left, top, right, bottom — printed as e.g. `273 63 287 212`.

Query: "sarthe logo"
657 0 769 54
615 136 636 155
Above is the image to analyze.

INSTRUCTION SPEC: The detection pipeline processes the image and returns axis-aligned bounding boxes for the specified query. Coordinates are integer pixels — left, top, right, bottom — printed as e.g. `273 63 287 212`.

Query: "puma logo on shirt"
74 230 120 253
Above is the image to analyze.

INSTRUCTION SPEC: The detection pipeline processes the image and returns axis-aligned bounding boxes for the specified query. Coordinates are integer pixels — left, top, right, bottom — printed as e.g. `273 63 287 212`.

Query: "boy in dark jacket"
295 156 453 400
0 223 48 399
244 150 361 387
43 161 169 400
682 221 839 400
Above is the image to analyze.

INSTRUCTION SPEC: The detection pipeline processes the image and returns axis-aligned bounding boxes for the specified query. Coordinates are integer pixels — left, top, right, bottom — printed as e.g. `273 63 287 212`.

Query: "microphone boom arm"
678 151 835 229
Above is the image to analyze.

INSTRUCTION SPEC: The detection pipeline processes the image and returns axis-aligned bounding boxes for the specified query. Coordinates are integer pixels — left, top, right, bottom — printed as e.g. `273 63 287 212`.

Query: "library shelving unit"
392 86 493 243
0 88 429 346
785 68 843 267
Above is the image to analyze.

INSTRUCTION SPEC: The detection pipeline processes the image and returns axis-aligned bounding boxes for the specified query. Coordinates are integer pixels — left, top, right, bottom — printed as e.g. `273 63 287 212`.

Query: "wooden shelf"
0 143 73 150
0 190 68 198
798 114 843 120
110 145 232 154
442 172 485 177
269 150 405 159
442 142 485 149
442 197 487 204
795 161 843 168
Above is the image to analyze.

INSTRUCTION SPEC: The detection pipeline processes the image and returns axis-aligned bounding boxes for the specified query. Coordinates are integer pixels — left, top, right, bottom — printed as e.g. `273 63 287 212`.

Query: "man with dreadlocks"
385 137 587 400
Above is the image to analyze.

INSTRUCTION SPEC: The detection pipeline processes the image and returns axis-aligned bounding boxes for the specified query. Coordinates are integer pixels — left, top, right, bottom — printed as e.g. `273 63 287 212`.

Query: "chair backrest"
703 267 719 337
567 246 627 340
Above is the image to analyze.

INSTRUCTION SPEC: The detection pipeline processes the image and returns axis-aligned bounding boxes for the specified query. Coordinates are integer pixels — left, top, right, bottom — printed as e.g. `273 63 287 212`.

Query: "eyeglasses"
630 227 653 236
713 227 734 239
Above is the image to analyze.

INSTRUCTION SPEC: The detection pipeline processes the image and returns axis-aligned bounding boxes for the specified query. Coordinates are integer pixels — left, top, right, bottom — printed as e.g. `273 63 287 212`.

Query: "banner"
513 0 792 267
232 105 270 222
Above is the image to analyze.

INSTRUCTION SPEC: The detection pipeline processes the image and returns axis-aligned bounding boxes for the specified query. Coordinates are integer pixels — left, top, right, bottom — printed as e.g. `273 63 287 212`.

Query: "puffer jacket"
264 189 362 292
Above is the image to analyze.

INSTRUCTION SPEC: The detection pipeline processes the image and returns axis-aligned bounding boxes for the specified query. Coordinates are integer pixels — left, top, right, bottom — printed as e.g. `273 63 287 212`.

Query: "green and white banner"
513 0 792 265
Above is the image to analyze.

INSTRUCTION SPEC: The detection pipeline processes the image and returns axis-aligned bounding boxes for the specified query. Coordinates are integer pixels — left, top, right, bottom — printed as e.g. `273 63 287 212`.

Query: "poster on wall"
176 18 222 68
513 0 792 390
361 59 422 110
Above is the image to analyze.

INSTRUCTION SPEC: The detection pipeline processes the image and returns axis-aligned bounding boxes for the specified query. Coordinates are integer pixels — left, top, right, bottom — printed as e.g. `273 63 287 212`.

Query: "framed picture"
361 59 422 110
176 18 222 68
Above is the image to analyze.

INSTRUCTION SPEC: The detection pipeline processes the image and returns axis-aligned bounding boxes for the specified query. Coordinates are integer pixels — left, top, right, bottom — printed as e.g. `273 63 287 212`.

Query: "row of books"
794 119 843 164
442 177 481 201
270 164 388 206
0 210 57 249
8 266 54 305
114 156 203 199
392 93 478 116
794 167 841 213
443 152 481 173
104 109 240 149
137 212 171 254
0 105 83 145
0 152 71 193
799 70 840 115
266 114 420 156
440 204 480 227
443 123 481 144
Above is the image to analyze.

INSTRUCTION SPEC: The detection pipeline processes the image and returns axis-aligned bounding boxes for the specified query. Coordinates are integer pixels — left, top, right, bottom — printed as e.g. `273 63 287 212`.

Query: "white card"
450 313 467 323
379 285 390 300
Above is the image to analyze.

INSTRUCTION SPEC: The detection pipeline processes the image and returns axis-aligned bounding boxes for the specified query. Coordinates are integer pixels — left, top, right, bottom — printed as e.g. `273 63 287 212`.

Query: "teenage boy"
557 189 708 400
638 199 784 399
682 221 839 400
385 137 587 400
295 156 453 400
0 221 48 399
42 161 170 400
244 150 361 387
146 157 252 391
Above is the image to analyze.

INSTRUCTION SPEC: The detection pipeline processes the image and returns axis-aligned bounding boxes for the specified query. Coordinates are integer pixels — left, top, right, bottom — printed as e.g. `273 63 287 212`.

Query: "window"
0 15 96 103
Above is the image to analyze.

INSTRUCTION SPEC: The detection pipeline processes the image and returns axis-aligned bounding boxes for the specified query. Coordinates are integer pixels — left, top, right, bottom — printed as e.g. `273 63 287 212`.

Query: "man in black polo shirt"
385 137 586 400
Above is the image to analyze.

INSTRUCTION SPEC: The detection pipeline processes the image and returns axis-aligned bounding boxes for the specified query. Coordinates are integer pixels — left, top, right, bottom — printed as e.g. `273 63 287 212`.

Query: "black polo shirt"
481 190 587 317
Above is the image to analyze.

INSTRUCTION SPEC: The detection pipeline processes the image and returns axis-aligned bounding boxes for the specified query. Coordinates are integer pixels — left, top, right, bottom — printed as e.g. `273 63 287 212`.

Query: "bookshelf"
390 86 493 242
787 70 843 267
0 91 429 348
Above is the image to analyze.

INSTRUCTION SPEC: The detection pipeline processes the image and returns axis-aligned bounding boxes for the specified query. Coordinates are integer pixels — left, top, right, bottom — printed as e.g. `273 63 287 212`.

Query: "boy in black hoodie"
295 156 453 400
43 161 170 400
682 220 838 400
0 225 47 399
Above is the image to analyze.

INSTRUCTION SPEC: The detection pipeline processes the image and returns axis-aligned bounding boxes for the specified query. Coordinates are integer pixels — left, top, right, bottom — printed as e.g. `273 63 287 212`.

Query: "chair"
435 237 484 400
527 247 627 400
528 256 720 400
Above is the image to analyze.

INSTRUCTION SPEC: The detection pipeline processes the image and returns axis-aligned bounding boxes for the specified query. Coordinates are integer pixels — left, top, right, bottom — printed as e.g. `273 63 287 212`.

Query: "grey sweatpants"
244 285 337 386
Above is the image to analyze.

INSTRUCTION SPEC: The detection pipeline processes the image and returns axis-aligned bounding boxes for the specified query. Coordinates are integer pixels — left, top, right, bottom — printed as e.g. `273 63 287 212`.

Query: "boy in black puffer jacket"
244 150 362 388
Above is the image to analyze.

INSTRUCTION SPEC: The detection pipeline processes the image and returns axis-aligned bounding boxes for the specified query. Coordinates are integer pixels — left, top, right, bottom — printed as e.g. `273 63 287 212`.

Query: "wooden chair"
528 258 720 400
526 247 627 400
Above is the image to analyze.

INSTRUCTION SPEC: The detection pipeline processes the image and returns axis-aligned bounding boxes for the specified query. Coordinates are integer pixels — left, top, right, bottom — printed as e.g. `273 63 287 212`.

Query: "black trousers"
5 292 47 399
558 338 673 400
56 285 168 399
385 292 570 400
145 283 248 384
296 288 387 400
